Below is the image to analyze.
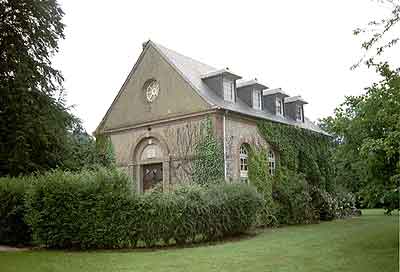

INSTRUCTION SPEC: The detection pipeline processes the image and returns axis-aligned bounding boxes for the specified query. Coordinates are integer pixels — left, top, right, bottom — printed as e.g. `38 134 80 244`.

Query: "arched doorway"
131 135 169 192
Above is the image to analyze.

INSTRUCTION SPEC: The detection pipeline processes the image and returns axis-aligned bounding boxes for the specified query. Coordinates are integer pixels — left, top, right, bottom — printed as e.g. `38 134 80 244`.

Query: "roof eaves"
284 95 308 104
237 79 268 90
201 68 242 80
263 88 289 97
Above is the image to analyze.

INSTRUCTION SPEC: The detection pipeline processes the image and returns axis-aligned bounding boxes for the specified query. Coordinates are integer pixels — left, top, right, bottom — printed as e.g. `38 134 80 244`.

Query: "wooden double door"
142 163 163 192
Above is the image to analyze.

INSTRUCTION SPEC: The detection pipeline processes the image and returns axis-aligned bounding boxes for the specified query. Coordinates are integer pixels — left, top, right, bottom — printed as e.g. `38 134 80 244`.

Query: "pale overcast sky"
54 0 398 134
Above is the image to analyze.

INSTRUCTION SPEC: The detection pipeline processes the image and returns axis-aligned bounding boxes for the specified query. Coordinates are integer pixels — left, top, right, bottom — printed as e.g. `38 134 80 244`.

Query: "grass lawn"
0 209 398 272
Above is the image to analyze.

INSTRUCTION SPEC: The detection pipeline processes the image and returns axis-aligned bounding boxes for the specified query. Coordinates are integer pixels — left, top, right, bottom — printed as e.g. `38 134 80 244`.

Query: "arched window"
239 145 249 179
268 150 276 176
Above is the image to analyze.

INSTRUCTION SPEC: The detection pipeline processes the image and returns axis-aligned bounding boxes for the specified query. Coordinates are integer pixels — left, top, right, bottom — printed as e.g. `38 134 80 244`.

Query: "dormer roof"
201 68 242 80
237 79 268 90
284 95 308 104
263 88 289 97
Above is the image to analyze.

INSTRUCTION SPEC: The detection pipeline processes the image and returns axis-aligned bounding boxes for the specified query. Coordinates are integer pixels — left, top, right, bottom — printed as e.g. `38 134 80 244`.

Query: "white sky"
54 0 399 134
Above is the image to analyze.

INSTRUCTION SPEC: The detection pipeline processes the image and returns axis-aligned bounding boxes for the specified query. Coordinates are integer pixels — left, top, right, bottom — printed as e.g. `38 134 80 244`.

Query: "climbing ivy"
248 147 277 226
192 117 224 185
247 121 358 225
257 121 335 192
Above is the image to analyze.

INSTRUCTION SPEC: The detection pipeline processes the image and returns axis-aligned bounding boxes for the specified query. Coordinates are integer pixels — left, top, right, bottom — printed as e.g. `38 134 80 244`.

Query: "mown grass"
0 209 398 272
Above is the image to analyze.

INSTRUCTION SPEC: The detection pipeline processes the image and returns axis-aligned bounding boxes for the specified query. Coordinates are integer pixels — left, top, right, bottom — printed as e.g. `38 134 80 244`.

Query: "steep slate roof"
151 41 326 135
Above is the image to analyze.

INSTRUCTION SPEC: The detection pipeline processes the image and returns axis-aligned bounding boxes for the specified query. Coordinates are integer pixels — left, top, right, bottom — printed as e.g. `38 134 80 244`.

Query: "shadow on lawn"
49 231 261 253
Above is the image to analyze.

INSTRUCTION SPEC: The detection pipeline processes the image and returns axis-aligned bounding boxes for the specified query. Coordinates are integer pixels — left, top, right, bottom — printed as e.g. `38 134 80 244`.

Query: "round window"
144 79 159 103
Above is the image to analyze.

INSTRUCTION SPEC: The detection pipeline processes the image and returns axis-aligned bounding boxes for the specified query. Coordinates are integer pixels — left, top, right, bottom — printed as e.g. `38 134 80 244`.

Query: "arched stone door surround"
130 132 170 192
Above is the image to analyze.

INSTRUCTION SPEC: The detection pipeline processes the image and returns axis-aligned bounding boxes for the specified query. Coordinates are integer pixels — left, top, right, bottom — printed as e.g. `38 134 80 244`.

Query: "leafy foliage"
320 64 400 213
0 0 82 176
352 0 399 68
192 117 224 185
272 169 317 225
24 168 135 248
139 184 263 247
65 126 115 171
248 148 277 226
16 169 262 249
258 121 334 192
0 176 32 245
253 120 359 225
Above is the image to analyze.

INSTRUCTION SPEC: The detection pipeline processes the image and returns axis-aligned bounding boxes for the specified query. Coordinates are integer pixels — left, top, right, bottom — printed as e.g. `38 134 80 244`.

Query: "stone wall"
108 114 210 186
109 110 276 188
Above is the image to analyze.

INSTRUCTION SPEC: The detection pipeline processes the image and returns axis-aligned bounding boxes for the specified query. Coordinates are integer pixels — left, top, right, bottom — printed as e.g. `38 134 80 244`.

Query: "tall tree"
320 64 399 212
320 1 400 212
0 0 77 176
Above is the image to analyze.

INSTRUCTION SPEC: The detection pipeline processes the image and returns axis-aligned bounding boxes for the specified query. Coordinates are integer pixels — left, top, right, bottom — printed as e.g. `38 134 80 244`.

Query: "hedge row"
0 169 263 248
0 177 31 245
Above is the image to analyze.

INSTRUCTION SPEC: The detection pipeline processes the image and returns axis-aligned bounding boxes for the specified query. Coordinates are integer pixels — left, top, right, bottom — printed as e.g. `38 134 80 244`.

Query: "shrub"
312 186 360 221
137 183 263 246
25 170 263 249
272 169 318 225
0 176 32 245
311 187 338 221
334 190 359 218
25 168 135 249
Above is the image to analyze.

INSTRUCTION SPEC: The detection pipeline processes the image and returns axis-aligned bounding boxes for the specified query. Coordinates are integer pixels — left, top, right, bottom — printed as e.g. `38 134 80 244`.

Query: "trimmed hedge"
21 170 263 249
0 176 31 245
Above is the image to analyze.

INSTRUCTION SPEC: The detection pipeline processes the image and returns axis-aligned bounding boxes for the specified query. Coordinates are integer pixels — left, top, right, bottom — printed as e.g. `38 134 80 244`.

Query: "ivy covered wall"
192 117 224 185
247 120 356 225
257 121 335 192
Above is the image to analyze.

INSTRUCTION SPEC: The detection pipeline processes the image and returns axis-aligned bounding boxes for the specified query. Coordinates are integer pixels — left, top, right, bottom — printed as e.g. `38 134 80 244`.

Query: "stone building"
95 40 325 192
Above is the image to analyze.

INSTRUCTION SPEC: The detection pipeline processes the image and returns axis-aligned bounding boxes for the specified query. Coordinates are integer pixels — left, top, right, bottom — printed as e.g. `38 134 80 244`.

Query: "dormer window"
296 104 304 121
252 89 262 110
284 96 308 121
223 78 235 102
276 97 283 116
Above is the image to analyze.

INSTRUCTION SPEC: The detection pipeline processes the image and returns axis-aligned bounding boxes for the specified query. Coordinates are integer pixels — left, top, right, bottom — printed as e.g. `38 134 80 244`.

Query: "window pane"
223 79 234 102
240 145 249 178
253 90 261 110
276 98 283 115
268 150 276 176
296 105 303 121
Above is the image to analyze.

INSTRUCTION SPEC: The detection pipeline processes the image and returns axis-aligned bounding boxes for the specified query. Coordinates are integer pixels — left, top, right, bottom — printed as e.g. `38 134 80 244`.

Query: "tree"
65 125 115 171
320 64 399 212
352 0 399 68
0 0 78 176
320 1 400 213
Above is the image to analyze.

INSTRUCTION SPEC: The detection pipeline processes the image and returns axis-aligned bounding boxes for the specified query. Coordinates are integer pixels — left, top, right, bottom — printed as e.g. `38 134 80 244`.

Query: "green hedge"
21 170 262 249
0 176 32 245
24 169 136 249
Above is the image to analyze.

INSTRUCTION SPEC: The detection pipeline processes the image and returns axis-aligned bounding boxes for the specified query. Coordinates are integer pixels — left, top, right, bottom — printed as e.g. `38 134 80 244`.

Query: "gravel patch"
0 245 30 252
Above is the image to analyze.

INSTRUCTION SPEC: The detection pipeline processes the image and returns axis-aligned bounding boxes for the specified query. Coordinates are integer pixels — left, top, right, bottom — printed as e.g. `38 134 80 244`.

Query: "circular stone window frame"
143 79 160 103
